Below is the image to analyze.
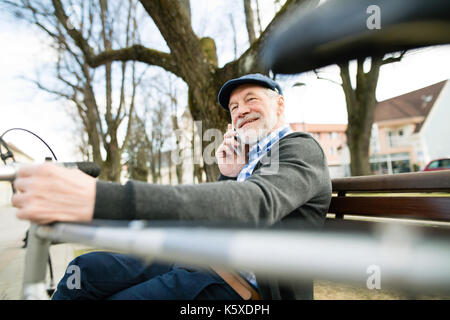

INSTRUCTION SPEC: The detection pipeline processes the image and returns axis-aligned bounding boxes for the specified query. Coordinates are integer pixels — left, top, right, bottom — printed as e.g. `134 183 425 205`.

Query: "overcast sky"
0 2 449 162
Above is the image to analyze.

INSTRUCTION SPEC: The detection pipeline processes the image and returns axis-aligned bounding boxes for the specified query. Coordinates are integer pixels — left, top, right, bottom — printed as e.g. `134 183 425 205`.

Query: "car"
423 158 450 171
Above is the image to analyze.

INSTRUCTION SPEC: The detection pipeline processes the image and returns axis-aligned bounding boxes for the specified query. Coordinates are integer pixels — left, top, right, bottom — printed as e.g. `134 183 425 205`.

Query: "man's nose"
237 104 251 117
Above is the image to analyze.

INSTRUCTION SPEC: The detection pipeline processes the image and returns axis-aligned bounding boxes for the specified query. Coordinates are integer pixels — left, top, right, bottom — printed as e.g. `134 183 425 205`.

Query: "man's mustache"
236 113 262 129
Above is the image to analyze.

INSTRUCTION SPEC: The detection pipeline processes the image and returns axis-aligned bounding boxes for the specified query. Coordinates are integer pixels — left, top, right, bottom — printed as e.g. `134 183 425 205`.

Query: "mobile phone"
231 125 242 156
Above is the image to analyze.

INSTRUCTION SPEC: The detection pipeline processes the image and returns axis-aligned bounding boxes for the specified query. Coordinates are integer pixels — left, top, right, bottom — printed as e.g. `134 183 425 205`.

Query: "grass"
73 248 115 258
314 280 450 300
73 248 125 258
338 192 450 197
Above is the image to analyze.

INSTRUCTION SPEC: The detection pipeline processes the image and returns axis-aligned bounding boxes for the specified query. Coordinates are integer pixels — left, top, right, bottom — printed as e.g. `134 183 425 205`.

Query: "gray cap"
218 73 283 111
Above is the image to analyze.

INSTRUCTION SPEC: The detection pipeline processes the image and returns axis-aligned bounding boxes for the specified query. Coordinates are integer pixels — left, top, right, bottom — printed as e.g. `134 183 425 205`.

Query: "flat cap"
218 73 283 111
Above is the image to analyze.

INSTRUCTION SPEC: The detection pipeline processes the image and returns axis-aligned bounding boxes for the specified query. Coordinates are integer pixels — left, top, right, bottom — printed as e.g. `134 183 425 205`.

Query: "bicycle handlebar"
0 162 101 181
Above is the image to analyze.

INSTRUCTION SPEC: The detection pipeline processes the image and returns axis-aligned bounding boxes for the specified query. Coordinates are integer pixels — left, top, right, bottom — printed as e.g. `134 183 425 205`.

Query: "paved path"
0 206 29 299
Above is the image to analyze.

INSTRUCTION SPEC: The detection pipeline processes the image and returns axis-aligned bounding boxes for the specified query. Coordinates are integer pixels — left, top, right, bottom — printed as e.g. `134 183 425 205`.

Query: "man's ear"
277 96 285 115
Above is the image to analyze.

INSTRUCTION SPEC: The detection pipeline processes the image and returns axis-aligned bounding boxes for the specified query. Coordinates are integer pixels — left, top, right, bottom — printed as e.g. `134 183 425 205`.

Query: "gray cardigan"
93 132 332 299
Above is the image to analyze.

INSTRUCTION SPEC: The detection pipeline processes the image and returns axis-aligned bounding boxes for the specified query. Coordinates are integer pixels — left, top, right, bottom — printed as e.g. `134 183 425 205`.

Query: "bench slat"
332 171 450 193
329 196 450 221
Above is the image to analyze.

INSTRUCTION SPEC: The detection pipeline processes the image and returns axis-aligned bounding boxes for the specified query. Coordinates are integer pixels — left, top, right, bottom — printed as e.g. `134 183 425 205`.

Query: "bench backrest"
328 170 450 222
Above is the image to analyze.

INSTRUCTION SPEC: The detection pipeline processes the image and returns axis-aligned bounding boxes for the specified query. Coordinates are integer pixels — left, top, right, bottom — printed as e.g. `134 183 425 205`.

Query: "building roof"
1 141 34 162
374 80 447 132
290 123 347 132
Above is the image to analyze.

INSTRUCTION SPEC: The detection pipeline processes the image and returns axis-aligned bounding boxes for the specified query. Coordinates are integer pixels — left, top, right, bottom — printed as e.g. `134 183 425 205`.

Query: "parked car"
423 158 450 171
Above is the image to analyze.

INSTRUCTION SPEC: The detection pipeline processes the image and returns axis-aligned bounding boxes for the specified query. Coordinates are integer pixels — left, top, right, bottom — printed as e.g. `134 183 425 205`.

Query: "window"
387 131 394 147
428 159 450 169
443 159 450 168
329 147 335 155
428 160 440 169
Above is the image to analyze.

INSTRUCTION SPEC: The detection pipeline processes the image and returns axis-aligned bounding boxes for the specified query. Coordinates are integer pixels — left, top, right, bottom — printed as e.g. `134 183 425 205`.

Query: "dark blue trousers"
52 252 242 300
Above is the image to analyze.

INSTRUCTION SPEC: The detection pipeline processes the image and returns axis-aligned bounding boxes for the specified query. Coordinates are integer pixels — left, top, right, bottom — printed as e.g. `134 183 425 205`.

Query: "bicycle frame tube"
22 224 51 300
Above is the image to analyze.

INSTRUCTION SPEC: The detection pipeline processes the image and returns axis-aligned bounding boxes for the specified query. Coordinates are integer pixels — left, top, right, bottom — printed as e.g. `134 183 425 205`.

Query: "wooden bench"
326 170 450 229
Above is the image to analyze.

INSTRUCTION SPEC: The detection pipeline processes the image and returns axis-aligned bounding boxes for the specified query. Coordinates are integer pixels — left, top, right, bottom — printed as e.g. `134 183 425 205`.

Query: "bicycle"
0 128 100 298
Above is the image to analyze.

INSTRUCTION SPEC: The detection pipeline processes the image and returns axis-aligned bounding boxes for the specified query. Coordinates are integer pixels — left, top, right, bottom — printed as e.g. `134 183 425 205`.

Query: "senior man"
12 73 331 300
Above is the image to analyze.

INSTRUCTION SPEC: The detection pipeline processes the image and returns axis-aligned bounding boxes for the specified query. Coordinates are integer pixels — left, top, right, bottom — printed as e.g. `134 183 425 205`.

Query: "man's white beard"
237 110 278 146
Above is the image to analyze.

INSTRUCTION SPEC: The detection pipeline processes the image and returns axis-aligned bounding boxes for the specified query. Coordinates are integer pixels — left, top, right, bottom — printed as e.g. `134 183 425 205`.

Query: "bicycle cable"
0 127 58 163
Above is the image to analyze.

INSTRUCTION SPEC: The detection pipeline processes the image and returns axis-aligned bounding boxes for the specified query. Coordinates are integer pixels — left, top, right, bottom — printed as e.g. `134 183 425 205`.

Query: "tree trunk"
346 123 372 176
168 152 173 184
131 147 149 181
171 115 184 184
149 144 157 183
339 56 383 176
157 149 162 183
187 85 227 182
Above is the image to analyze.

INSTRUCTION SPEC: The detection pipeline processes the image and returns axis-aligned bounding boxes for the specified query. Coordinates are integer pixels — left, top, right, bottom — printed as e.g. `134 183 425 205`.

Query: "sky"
281 45 450 125
0 1 449 162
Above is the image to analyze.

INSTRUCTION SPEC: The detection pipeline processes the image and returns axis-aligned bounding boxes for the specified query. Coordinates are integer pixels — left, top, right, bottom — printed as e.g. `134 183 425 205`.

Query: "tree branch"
119 61 137 154
379 50 407 66
91 45 178 73
138 0 213 83
244 0 256 45
338 61 357 116
255 0 263 35
221 0 320 77
313 69 342 86
51 0 180 76
32 80 74 101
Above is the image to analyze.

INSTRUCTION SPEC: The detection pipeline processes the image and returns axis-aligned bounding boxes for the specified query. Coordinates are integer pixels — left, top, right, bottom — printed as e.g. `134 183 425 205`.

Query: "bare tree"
144 96 171 183
339 52 406 176
314 51 406 176
125 112 151 182
142 73 187 184
3 0 147 181
311 51 406 176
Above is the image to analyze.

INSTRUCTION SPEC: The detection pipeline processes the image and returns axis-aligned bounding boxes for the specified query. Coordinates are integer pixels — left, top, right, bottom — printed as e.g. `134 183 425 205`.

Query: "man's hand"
215 124 247 177
11 163 96 224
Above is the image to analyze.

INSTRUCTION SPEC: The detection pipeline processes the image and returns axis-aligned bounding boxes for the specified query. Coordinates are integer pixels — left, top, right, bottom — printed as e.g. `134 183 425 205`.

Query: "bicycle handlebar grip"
0 162 101 181
62 162 101 178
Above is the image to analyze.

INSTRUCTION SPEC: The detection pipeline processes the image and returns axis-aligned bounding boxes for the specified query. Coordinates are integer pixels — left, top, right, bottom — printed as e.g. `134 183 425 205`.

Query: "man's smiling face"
229 84 283 145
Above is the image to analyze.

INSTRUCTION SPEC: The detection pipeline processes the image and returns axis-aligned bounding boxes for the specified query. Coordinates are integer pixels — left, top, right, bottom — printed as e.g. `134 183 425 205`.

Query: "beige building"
0 142 34 206
290 123 349 178
370 79 449 174
291 80 450 177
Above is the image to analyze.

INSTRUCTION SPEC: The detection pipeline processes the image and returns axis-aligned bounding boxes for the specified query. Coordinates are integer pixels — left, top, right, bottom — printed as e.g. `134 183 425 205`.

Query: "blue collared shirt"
237 124 293 182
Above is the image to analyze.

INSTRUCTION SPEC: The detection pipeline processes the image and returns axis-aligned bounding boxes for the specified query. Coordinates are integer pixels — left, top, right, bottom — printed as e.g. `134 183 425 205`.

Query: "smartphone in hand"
231 124 242 156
